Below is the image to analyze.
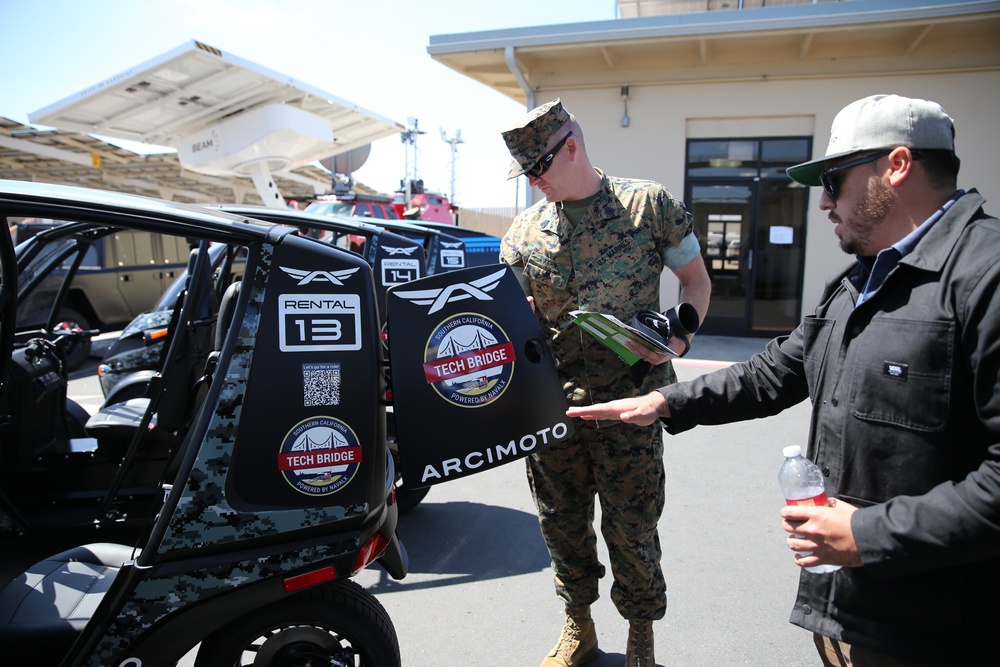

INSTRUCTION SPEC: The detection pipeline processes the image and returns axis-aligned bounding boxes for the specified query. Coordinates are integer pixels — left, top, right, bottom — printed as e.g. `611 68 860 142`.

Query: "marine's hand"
781 498 862 568
565 391 667 426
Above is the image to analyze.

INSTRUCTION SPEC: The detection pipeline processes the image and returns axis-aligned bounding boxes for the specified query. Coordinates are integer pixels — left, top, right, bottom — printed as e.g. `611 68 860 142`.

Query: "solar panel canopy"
29 40 403 190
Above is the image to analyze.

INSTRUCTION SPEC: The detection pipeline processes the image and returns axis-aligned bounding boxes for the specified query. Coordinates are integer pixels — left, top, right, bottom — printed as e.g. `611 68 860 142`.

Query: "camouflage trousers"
526 418 666 620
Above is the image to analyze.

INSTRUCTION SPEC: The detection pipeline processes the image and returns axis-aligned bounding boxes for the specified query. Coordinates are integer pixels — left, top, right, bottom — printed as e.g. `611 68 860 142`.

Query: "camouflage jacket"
500 170 694 404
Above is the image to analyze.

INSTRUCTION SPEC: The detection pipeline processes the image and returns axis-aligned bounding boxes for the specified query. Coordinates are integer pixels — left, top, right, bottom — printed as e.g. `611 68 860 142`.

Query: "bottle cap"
782 445 802 458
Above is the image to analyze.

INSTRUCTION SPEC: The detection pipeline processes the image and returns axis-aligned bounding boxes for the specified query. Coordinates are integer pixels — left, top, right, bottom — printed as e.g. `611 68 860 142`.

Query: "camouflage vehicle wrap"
0 181 404 666
71 233 394 665
1 179 569 666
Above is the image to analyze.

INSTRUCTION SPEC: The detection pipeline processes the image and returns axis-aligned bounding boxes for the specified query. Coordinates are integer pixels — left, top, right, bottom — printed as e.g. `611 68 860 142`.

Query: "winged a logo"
394 268 506 314
441 241 464 249
383 246 418 256
281 266 361 286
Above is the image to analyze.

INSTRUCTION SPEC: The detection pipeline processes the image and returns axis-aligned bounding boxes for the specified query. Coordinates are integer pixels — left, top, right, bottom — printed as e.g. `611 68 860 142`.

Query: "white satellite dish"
319 144 371 175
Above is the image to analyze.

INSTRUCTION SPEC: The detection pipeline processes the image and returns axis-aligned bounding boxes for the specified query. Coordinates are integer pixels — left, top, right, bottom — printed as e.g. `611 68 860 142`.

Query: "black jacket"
662 190 1000 665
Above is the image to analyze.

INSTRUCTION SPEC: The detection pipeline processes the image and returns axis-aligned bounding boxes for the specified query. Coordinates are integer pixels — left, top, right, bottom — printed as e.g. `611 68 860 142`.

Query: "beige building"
429 0 1000 336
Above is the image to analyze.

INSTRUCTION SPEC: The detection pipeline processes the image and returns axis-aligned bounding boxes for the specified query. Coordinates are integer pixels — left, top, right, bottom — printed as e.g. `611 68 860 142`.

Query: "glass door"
751 180 808 333
690 183 754 335
685 137 810 336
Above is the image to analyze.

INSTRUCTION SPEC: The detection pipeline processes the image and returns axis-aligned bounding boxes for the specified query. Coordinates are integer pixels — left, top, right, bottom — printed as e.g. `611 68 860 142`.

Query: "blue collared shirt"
855 189 965 306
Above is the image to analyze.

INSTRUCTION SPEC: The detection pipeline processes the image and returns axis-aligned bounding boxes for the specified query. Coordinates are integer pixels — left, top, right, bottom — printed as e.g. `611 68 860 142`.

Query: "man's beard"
836 177 894 256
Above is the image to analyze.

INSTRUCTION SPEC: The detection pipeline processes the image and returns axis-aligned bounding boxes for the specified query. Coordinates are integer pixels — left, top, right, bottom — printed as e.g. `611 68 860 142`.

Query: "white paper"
770 226 793 245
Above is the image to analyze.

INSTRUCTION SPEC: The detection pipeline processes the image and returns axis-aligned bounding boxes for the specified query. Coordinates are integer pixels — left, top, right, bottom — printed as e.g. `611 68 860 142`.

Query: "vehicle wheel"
55 307 93 370
386 410 429 514
193 579 400 667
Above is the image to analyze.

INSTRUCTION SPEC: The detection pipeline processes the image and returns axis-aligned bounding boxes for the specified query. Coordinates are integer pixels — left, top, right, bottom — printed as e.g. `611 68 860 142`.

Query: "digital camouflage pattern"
82 242 374 665
157 242 364 552
501 170 692 620
501 170 691 405
527 418 666 619
502 99 570 180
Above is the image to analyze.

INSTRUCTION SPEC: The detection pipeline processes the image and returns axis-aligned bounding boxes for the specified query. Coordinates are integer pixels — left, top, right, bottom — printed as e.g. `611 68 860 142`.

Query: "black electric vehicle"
0 180 407 666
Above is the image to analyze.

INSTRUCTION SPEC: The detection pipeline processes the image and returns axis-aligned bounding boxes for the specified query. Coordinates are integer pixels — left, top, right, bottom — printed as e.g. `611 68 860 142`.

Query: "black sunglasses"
819 150 891 200
525 131 573 178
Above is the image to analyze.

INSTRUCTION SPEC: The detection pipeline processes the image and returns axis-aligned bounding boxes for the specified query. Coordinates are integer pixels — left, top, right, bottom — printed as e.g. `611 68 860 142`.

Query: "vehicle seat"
199 278 241 383
215 279 242 352
159 278 241 485
0 543 138 664
80 397 161 442
85 245 219 446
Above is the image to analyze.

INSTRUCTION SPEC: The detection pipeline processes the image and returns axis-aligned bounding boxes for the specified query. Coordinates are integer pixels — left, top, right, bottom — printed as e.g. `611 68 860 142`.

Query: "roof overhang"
428 0 1000 104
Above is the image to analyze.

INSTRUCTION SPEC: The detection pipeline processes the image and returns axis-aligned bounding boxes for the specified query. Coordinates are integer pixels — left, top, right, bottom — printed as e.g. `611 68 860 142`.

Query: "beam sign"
387 264 572 488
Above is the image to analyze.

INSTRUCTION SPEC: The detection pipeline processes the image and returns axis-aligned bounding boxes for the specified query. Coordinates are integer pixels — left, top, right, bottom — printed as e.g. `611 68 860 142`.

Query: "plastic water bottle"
778 445 841 574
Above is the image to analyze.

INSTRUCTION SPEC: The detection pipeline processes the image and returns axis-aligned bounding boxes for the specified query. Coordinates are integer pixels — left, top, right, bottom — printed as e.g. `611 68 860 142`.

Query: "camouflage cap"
502 99 570 180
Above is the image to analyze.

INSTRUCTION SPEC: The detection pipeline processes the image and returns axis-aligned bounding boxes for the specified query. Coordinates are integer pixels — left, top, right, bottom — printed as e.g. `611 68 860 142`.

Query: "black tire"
193 579 400 667
55 307 93 370
386 410 430 514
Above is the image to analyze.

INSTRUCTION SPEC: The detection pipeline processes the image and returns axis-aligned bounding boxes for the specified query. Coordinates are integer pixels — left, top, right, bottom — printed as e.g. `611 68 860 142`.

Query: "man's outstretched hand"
565 391 667 426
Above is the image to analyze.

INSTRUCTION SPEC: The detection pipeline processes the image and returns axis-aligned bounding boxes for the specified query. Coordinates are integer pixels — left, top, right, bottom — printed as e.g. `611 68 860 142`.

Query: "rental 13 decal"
278 265 362 352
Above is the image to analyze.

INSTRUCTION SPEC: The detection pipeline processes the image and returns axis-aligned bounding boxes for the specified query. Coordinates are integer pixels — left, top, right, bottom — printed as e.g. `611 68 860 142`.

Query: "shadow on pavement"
588 652 662 667
366 500 550 593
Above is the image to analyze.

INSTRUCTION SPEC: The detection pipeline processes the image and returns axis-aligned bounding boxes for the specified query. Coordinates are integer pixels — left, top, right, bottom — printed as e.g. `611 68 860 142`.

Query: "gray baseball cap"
787 94 955 186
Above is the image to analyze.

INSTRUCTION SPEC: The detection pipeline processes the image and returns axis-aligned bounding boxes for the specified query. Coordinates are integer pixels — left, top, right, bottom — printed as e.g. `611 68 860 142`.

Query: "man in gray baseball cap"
787 93 955 186
569 94 1000 666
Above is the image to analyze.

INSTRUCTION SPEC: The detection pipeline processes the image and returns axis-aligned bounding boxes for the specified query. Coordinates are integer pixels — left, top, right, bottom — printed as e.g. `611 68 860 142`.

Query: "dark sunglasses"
525 131 573 178
819 150 891 199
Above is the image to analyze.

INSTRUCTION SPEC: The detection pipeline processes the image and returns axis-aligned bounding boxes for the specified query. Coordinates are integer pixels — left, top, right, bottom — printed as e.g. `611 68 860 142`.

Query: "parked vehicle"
390 191 457 224
352 217 468 274
413 220 502 267
216 205 426 319
11 218 198 369
95 241 245 400
304 190 498 269
306 192 400 221
0 180 406 666
216 205 434 513
304 189 457 226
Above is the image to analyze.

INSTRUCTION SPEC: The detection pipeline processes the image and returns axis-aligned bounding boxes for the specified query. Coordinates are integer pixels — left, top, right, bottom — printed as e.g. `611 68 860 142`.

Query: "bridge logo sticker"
423 312 516 408
278 416 363 496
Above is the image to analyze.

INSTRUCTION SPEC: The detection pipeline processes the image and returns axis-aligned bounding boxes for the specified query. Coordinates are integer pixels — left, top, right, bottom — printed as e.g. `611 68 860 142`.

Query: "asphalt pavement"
55 333 821 666
347 334 818 667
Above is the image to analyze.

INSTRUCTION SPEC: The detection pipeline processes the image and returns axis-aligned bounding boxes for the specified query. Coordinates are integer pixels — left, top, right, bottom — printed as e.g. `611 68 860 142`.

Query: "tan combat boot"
539 606 599 667
624 619 654 667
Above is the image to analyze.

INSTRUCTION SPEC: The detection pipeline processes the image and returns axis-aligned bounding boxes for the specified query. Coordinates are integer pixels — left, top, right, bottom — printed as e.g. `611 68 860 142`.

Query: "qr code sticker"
302 362 341 406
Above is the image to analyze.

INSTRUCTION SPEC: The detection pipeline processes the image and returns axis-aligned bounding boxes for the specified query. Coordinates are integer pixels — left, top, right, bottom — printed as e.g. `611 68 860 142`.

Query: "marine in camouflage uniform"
500 99 709 667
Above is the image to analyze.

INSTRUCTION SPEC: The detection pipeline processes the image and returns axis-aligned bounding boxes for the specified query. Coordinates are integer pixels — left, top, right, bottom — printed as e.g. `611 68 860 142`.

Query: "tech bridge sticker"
387 265 572 488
